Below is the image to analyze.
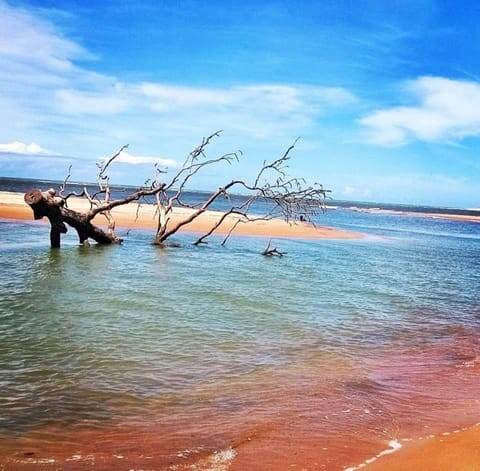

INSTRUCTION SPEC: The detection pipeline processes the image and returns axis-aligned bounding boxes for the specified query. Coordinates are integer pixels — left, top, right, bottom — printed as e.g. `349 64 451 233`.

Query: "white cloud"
360 76 480 146
0 141 50 155
340 185 372 199
56 89 129 114
0 0 358 166
0 2 360 187
115 150 181 168
0 2 359 152
310 86 357 107
336 172 479 207
140 82 356 114
0 3 88 72
140 83 230 110
133 83 358 142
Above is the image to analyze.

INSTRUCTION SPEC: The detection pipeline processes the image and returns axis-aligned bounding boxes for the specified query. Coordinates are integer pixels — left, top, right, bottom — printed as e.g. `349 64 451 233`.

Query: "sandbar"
414 211 480 223
0 191 360 240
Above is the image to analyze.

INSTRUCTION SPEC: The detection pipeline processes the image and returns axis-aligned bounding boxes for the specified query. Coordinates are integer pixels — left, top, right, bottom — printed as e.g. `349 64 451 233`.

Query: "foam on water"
177 448 237 471
344 440 402 471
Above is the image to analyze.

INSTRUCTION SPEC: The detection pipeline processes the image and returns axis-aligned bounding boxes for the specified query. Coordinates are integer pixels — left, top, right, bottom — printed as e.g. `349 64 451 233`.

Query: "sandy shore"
356 424 480 471
0 191 361 240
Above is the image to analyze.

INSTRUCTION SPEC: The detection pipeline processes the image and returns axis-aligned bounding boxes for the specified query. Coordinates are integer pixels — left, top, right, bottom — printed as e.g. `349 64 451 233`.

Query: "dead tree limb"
170 135 330 246
24 132 330 249
262 240 287 257
24 145 166 247
24 188 117 247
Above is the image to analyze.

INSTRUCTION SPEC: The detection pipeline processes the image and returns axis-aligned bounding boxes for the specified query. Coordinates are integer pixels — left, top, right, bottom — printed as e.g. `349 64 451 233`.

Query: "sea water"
0 181 479 469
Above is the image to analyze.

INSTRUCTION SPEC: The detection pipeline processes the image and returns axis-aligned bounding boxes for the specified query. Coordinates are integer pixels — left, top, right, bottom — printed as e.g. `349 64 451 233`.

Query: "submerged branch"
262 240 287 257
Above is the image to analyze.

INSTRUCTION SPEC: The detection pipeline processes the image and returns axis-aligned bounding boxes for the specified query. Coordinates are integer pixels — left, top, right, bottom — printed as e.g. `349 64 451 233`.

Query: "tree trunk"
24 189 120 248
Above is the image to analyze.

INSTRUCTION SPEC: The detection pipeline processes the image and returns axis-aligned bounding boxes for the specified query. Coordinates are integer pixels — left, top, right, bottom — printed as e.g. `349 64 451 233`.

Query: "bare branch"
193 208 244 245
97 144 129 183
59 165 72 196
57 165 87 203
262 240 287 257
24 133 330 249
155 135 329 246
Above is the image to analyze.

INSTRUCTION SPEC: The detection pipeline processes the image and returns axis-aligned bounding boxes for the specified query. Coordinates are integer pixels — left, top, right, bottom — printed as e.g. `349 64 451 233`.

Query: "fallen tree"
24 132 330 249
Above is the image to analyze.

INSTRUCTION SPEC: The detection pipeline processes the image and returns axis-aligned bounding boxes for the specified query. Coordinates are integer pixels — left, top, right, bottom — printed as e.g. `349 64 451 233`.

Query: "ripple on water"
0 219 479 468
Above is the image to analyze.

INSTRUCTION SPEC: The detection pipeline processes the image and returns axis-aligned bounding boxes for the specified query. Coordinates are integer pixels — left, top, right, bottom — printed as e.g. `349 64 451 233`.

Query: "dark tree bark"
262 240 287 257
24 189 119 248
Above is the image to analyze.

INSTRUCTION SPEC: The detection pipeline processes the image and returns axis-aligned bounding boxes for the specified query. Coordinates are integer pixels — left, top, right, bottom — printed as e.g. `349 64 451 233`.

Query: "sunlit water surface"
0 209 479 470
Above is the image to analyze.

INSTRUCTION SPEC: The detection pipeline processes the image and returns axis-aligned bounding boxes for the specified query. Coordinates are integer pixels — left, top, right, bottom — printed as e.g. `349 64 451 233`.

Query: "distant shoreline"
415 211 480 223
340 205 480 223
0 191 361 241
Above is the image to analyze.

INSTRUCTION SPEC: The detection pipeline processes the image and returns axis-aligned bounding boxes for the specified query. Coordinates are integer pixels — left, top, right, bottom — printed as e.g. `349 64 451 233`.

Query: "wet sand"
229 427 480 471
358 424 480 471
0 191 360 240
2 398 479 470
0 329 478 470
3 421 480 470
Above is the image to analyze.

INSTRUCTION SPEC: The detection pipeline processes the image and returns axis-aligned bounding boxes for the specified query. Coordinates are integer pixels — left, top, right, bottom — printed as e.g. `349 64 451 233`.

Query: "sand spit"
0 191 361 240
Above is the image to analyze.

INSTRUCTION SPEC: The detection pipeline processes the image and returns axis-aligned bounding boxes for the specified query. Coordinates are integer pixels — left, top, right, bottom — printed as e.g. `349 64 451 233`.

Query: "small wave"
344 439 402 471
169 447 237 471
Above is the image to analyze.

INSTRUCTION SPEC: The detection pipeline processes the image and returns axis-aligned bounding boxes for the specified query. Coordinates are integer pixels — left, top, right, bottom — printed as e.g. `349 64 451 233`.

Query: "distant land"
1 176 479 219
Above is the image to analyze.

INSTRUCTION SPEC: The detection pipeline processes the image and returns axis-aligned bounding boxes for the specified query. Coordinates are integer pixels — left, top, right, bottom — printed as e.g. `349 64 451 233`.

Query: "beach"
0 191 360 240
0 189 479 470
2 0 480 468
358 423 480 471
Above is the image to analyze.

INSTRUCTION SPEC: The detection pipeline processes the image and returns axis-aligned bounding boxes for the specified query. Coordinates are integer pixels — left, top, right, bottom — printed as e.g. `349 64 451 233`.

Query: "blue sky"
1 0 480 207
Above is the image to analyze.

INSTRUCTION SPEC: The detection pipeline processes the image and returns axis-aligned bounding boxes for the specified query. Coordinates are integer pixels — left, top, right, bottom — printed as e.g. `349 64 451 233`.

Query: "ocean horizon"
2 176 480 217
0 177 479 470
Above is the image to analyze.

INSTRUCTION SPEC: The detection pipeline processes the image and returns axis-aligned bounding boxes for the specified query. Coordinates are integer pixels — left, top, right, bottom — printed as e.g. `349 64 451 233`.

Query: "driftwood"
24 132 330 249
262 240 287 257
24 188 119 247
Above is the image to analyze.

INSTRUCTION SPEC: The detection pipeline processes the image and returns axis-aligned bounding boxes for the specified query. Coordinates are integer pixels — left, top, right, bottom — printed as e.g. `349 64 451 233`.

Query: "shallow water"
0 208 479 470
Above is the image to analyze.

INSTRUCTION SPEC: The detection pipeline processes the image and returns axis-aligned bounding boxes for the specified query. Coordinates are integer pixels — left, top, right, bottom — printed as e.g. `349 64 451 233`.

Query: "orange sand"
0 191 360 240
361 424 480 471
3 420 479 470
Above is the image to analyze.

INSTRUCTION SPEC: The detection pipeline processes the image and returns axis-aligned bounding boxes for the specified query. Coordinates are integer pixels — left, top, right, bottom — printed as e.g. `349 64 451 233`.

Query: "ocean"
0 177 479 470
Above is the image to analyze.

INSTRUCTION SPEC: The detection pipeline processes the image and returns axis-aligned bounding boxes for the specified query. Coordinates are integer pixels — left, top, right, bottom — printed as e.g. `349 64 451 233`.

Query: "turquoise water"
0 208 479 469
